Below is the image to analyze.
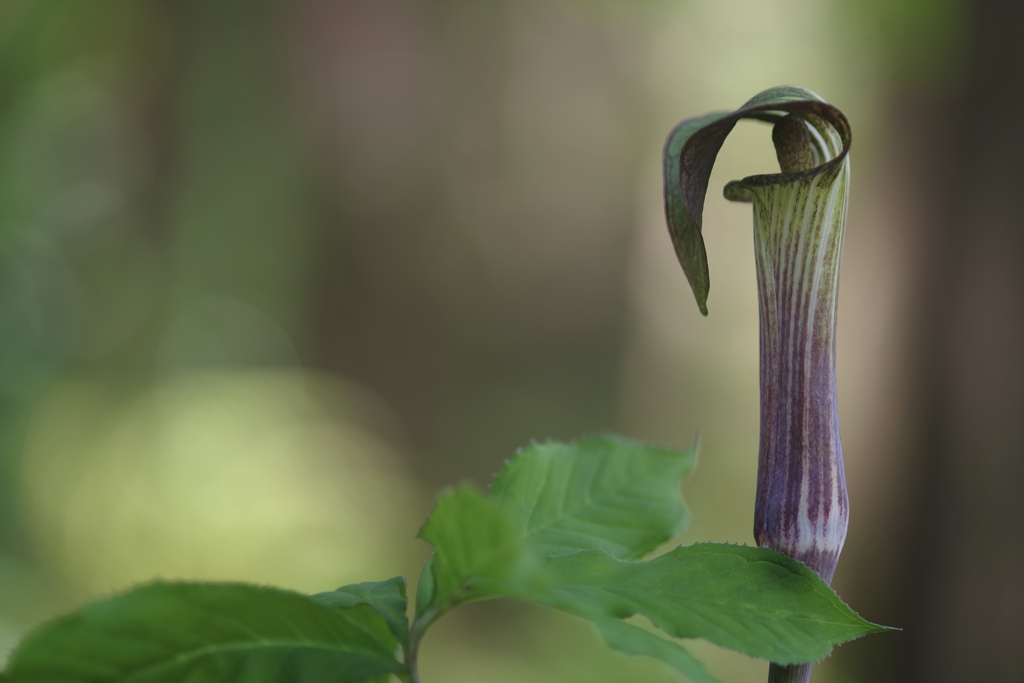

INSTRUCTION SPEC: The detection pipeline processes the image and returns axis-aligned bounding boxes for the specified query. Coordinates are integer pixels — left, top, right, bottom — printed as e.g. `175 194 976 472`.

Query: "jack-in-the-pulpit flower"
663 87 852 683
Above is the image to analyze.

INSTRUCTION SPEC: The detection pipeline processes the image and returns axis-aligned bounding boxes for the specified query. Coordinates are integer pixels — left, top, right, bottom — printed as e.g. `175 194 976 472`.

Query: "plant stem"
403 620 426 683
404 606 445 683
404 643 423 683
767 663 812 683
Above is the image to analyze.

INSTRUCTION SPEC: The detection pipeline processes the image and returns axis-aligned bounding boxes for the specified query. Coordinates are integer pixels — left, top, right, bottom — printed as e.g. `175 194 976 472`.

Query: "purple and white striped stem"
663 87 854 683
727 113 850 585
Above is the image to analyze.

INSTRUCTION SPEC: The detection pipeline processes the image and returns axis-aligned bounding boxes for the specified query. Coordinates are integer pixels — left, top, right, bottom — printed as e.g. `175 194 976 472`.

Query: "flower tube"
663 87 852 683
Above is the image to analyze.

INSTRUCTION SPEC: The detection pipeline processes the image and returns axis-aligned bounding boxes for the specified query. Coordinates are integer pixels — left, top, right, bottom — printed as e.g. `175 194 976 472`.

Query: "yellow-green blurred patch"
19 370 421 598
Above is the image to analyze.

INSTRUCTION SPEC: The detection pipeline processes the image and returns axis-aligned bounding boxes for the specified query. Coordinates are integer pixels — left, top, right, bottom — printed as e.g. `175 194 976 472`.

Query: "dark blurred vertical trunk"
851 0 1024 680
294 0 635 488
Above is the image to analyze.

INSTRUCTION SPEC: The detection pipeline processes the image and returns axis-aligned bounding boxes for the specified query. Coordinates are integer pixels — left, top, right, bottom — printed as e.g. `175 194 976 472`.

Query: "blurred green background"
1 0 1021 681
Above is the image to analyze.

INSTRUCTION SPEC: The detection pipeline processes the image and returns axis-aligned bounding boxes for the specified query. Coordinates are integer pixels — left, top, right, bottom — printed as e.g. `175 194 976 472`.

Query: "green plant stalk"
403 615 432 683
664 87 853 683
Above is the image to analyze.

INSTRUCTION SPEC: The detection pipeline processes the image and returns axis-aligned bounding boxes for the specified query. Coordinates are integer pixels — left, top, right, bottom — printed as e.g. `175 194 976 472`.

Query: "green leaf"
489 435 696 560
590 618 720 683
414 556 436 620
310 577 409 652
418 485 537 612
3 582 404 683
408 436 888 678
663 85 851 314
533 543 888 666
